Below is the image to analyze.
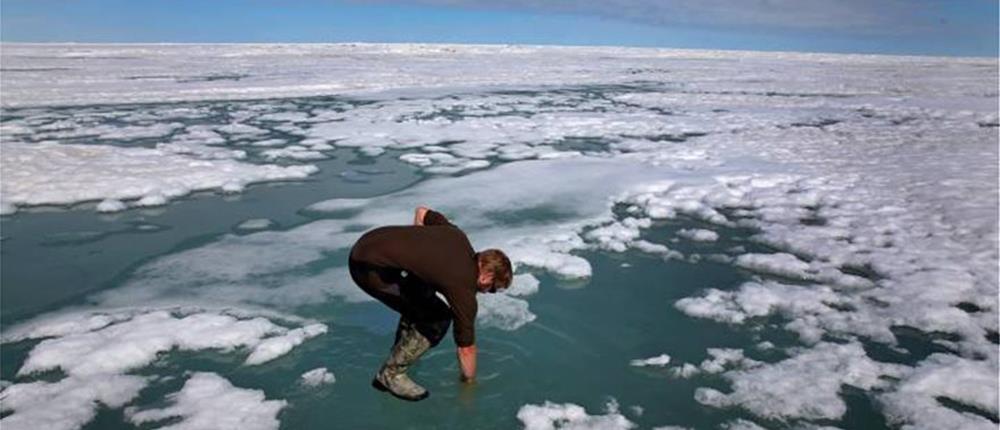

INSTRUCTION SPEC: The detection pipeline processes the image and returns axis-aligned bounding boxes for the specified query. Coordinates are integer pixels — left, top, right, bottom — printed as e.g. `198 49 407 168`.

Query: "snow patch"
126 372 286 430
694 342 904 421
517 399 635 430
1 142 317 213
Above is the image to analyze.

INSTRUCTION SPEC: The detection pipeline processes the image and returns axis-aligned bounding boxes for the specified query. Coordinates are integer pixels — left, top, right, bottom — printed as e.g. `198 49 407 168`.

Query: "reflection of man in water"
348 206 513 401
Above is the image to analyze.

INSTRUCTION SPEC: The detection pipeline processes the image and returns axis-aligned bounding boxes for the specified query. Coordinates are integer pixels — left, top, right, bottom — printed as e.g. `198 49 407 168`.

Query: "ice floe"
0 310 322 430
629 354 672 367
676 228 719 242
880 353 999 430
0 141 317 214
0 373 146 430
299 367 336 387
693 342 904 421
236 218 275 231
126 372 286 430
517 399 635 430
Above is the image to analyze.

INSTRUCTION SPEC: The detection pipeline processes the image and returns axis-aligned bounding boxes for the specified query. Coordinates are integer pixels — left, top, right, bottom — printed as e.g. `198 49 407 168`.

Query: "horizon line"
1 41 996 60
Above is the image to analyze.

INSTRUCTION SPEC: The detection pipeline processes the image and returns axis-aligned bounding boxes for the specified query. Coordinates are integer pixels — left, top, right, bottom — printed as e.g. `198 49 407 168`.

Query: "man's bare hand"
457 344 477 382
414 206 430 226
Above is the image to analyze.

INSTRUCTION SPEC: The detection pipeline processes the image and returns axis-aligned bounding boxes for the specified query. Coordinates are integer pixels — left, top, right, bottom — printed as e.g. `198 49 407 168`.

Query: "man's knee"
415 318 451 348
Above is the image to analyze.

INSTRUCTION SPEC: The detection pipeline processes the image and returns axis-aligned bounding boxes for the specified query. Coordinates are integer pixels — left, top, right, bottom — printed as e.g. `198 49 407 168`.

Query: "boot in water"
373 320 431 401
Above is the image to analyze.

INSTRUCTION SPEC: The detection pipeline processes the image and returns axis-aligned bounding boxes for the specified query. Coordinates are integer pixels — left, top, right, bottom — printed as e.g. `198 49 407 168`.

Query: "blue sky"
1 0 997 56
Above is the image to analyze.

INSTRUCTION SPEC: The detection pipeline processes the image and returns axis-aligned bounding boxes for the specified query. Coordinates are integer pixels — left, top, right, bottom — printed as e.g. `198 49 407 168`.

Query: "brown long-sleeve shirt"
349 210 479 346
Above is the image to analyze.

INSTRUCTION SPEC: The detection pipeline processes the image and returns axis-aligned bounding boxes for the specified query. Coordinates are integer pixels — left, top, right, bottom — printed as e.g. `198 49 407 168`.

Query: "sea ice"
676 228 719 242
0 142 318 214
236 218 275 231
719 420 767 430
0 374 146 430
126 372 286 430
245 323 328 365
0 309 323 430
693 342 904 421
629 354 672 367
517 399 635 430
1 43 995 430
477 293 536 331
879 353 998 430
300 368 336 386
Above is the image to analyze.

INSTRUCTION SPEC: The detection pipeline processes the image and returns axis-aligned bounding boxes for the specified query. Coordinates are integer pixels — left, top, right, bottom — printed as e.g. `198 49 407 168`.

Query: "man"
348 206 513 401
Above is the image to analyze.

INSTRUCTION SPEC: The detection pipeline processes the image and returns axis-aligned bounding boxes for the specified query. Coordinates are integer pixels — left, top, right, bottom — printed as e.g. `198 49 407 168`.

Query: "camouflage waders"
372 318 432 401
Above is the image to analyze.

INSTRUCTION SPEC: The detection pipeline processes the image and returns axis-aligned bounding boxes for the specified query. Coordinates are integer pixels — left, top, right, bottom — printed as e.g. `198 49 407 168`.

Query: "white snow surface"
0 141 317 214
8 43 984 109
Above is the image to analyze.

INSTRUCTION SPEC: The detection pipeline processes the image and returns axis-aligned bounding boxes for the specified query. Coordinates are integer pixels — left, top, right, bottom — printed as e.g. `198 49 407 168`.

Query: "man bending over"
348 206 513 401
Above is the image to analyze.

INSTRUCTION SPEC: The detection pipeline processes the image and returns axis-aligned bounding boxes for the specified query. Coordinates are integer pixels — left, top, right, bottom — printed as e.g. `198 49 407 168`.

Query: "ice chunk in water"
126 372 286 430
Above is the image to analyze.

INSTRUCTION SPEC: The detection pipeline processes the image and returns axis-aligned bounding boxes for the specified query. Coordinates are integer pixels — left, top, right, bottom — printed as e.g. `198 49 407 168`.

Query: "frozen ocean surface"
0 43 997 430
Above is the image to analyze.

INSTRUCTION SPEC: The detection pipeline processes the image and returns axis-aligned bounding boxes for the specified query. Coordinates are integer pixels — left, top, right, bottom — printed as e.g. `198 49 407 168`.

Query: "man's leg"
397 276 453 347
373 277 455 401
349 259 435 401
372 317 432 400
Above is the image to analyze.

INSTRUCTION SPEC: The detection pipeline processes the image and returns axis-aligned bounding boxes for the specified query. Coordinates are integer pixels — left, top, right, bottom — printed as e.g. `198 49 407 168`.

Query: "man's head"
475 249 512 293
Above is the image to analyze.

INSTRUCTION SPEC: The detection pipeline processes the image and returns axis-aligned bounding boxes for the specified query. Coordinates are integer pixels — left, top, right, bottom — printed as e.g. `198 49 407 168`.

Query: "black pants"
348 258 452 347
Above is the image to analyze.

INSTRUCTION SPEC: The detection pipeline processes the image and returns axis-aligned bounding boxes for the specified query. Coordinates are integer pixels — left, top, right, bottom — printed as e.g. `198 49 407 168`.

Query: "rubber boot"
372 320 431 401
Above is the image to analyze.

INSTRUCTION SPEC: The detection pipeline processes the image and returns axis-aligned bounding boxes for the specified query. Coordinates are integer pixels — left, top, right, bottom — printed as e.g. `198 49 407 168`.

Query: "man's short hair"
478 249 513 291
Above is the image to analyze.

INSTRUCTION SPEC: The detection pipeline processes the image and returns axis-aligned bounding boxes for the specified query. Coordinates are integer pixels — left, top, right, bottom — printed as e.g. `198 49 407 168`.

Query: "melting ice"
0 43 997 430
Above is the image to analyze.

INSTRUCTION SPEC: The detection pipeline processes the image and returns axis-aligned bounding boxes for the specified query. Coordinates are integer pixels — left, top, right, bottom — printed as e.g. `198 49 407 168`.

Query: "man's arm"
457 344 477 382
449 286 477 382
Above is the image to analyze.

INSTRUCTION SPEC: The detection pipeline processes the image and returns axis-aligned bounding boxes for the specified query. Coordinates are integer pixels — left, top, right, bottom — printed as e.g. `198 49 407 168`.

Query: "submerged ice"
1 43 997 430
